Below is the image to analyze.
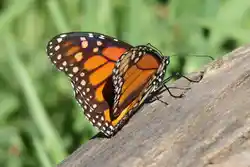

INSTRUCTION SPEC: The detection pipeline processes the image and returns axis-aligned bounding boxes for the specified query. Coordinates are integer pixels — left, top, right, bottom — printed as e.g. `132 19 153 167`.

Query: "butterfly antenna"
171 54 214 61
146 43 164 56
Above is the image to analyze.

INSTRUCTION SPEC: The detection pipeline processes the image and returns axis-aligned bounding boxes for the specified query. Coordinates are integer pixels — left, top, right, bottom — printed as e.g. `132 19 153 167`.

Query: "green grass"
0 0 250 166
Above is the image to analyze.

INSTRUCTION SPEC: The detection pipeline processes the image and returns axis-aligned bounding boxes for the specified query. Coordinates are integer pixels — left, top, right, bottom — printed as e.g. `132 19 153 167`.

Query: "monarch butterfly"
46 32 172 137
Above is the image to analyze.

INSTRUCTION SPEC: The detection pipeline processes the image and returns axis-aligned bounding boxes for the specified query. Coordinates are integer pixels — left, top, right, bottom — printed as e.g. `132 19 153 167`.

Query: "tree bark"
58 45 250 167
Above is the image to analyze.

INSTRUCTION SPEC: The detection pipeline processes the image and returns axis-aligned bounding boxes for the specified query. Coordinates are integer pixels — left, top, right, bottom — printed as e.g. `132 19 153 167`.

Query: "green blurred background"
1 0 250 166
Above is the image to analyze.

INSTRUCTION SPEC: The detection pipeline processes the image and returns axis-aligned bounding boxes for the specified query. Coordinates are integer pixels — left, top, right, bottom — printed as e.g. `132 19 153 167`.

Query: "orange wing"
110 45 170 129
46 32 132 136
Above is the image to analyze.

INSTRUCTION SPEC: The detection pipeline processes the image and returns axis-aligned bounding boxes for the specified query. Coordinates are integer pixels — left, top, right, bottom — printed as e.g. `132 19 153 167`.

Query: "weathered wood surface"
58 45 250 167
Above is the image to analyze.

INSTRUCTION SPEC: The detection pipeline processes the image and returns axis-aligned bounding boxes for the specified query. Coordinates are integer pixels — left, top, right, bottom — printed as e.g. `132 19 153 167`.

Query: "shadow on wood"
58 45 250 167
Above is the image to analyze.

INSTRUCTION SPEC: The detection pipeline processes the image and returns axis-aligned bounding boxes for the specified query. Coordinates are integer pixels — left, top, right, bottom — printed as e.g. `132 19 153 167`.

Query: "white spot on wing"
57 54 62 60
60 34 67 37
80 37 86 41
81 80 86 86
99 35 105 39
134 57 140 63
55 45 60 51
109 126 114 130
57 38 63 43
72 67 79 73
80 72 85 77
62 61 67 66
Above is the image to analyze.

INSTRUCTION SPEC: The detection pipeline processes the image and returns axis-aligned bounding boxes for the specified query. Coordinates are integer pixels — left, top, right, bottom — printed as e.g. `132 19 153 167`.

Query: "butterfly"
46 32 170 137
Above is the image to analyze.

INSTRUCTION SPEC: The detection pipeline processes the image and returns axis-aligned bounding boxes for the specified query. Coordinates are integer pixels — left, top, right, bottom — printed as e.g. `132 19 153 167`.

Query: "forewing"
46 32 132 136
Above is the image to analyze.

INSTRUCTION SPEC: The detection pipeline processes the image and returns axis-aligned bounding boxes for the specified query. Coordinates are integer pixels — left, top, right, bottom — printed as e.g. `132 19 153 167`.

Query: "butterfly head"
145 43 170 73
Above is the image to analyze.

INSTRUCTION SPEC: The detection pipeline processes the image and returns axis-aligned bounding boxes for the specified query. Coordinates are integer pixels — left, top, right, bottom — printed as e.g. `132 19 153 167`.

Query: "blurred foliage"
0 0 250 166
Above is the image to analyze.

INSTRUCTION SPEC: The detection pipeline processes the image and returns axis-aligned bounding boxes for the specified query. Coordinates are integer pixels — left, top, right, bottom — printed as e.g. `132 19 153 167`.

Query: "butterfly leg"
145 75 175 104
146 93 168 105
148 71 203 102
164 85 184 98
155 95 169 105
158 71 203 98
145 95 158 103
171 72 203 83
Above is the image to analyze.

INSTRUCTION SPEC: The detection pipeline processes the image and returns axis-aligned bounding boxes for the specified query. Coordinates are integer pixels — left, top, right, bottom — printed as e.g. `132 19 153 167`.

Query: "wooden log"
58 45 250 167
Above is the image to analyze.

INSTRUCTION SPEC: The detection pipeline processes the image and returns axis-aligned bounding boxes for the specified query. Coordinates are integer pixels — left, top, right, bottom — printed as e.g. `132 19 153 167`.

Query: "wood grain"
58 44 250 167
